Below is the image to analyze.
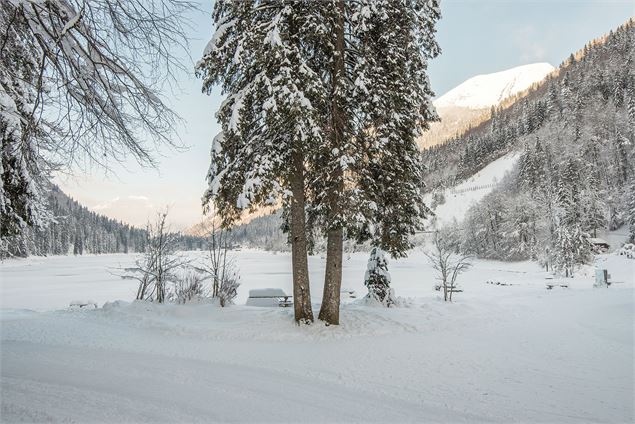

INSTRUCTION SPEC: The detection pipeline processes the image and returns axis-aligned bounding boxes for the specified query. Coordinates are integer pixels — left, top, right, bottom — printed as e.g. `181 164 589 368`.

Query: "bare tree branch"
423 230 472 302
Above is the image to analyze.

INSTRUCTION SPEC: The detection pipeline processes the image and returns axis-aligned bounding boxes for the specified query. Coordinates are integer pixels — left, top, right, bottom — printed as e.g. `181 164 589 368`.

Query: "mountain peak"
434 62 555 110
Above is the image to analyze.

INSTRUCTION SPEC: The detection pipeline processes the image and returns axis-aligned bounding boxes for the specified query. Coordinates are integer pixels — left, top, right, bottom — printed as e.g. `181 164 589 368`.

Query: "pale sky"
55 0 635 230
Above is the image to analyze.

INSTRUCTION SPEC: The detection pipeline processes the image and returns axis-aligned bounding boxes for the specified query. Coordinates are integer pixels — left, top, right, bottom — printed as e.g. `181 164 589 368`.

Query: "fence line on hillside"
449 182 496 195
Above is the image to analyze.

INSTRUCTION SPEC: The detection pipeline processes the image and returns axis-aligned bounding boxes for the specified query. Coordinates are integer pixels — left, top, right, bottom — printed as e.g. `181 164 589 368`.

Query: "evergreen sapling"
363 247 396 307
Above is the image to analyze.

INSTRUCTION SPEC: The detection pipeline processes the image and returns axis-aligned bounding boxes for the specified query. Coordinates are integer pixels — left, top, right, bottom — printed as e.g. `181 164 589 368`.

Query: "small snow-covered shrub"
617 243 634 259
174 269 206 304
217 273 240 307
364 247 396 307
121 210 187 303
430 190 446 209
197 223 241 307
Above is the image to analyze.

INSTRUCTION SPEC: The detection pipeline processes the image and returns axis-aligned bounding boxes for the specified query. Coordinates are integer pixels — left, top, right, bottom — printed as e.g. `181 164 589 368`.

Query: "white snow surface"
425 151 521 227
1 250 633 422
434 63 555 109
248 288 289 297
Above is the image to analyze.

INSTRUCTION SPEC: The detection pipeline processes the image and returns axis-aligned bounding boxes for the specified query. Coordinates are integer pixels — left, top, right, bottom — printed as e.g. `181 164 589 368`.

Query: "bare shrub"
423 230 472 302
122 209 186 303
196 222 240 307
217 272 240 307
173 268 207 304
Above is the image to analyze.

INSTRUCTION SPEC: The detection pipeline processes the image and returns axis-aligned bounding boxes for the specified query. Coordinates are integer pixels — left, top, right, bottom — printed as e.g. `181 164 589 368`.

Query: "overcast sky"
56 0 634 230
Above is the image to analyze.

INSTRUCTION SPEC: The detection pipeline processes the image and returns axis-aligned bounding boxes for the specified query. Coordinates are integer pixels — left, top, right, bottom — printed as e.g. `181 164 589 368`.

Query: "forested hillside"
230 212 288 251
2 186 208 258
422 19 634 192
2 182 287 258
428 20 635 273
2 186 148 258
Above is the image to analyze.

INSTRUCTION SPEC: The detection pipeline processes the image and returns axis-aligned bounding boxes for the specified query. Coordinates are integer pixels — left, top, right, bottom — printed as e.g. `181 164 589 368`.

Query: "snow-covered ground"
1 250 633 422
425 152 521 227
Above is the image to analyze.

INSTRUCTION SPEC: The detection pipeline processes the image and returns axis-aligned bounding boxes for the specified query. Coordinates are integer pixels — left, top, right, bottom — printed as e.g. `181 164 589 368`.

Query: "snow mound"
435 63 555 109
617 243 635 258
92 300 423 341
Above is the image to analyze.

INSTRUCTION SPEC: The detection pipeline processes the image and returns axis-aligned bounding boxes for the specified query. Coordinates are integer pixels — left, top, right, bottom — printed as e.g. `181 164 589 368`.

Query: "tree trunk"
290 148 314 324
318 0 346 326
319 226 343 324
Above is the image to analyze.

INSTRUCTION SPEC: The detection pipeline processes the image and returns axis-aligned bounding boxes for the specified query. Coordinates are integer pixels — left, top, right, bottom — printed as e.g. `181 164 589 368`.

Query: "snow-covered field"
1 251 633 422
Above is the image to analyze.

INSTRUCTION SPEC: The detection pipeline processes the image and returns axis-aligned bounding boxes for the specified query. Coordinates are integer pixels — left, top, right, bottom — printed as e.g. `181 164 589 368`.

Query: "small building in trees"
588 237 610 253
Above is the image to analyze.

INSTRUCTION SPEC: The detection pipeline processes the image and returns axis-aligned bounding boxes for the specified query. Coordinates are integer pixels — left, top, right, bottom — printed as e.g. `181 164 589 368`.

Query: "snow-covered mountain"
434 63 555 109
417 63 555 148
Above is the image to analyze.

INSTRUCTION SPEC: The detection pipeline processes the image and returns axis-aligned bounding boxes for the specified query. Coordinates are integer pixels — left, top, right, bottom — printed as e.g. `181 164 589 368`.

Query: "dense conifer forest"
2 186 207 258
423 20 634 270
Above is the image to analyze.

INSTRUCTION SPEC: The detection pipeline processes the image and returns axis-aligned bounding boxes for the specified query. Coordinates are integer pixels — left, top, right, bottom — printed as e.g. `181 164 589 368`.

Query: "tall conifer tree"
198 0 327 323
313 0 440 323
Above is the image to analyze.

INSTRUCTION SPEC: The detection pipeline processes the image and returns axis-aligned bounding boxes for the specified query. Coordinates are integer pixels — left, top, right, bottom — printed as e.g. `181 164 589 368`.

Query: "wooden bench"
246 289 293 307
248 295 293 307
486 281 513 286
69 300 98 309
546 284 568 290
435 285 462 293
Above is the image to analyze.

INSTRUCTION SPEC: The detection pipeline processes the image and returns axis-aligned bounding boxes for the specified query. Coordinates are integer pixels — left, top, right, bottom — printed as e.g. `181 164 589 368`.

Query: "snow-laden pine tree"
306 0 351 326
313 0 440 325
582 166 606 238
627 176 635 243
628 86 635 143
363 247 395 307
553 217 591 278
518 138 544 190
552 158 590 276
0 5 50 248
546 81 561 117
352 0 439 257
197 0 327 323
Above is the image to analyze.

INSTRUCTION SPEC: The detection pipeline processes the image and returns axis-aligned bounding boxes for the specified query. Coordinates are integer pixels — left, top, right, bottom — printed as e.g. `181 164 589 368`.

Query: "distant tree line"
1 186 207 259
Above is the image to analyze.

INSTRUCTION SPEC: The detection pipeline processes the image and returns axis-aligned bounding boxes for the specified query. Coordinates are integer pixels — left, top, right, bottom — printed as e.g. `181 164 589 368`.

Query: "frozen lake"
1 249 619 311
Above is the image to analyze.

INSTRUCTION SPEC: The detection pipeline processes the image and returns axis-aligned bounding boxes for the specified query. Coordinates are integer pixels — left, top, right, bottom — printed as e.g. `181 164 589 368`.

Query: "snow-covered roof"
588 238 609 245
